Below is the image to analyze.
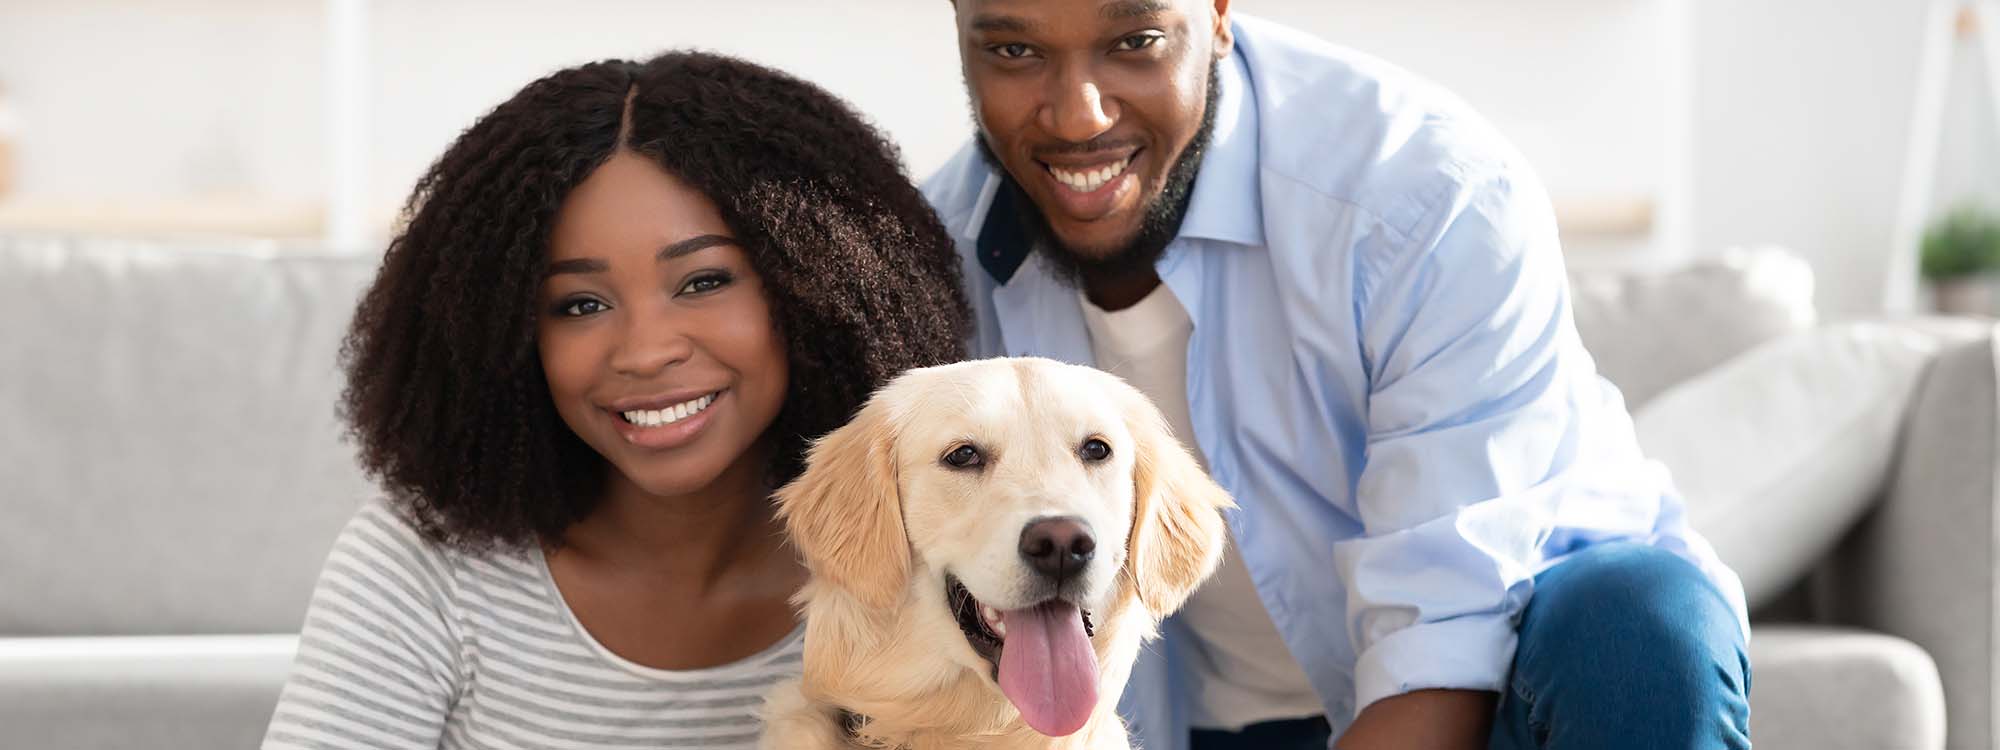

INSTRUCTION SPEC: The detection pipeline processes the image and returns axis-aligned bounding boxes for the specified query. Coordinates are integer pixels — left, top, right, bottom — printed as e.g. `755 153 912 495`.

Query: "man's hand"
1335 689 1497 750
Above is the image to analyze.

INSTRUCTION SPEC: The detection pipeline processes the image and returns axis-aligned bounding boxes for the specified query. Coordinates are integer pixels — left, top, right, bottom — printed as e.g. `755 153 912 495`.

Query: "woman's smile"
606 388 726 449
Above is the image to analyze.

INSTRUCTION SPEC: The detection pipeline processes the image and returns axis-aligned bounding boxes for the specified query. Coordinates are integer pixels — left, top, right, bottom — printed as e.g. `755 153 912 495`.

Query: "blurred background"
0 0 1994 314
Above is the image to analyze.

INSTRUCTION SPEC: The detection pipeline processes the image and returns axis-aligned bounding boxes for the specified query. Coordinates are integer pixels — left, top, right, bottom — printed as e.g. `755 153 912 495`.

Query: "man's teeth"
620 394 715 428
1049 156 1132 193
980 604 1006 638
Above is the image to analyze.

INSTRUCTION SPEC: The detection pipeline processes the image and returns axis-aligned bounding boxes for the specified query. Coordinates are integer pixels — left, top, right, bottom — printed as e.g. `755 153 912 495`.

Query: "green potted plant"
1922 204 2000 315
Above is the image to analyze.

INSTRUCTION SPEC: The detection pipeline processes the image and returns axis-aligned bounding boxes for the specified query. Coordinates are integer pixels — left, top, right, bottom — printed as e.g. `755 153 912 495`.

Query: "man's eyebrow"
1102 0 1172 21
970 13 1035 34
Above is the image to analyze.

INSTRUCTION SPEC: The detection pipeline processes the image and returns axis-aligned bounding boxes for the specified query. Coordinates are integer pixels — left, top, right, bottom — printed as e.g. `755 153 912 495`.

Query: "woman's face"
537 151 790 502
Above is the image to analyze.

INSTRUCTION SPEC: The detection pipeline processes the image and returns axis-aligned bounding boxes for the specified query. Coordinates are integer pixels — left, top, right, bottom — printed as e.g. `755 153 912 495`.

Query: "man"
921 2 1753 749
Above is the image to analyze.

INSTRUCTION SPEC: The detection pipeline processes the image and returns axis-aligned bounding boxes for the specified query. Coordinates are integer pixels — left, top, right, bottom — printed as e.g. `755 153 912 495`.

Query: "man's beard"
973 59 1221 289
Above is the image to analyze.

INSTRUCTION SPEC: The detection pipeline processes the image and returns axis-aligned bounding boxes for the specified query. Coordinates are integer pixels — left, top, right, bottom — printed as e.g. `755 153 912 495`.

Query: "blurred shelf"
1553 195 1656 237
0 194 327 238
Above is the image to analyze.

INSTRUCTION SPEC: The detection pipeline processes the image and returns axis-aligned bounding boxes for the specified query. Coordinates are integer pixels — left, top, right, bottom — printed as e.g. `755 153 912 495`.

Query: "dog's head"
775 357 1231 737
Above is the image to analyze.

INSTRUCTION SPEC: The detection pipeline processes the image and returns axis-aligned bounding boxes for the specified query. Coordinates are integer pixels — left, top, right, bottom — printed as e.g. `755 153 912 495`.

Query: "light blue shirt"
922 15 1747 749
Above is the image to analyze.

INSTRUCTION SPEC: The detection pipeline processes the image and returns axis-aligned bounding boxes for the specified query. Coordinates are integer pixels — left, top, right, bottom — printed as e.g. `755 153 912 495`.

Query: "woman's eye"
943 444 985 469
1079 438 1112 462
677 272 733 295
1114 33 1163 52
555 298 608 317
991 43 1035 60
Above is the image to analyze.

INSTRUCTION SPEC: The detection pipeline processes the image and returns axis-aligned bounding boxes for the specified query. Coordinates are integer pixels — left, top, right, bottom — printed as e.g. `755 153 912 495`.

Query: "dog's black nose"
1019 516 1095 581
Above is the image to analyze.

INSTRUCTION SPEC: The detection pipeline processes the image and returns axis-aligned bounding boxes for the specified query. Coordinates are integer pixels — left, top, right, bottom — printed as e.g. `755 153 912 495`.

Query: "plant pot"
1932 275 1998 315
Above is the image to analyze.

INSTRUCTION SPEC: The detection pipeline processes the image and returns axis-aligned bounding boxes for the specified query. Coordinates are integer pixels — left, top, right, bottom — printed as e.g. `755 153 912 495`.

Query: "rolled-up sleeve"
1335 172 1578 713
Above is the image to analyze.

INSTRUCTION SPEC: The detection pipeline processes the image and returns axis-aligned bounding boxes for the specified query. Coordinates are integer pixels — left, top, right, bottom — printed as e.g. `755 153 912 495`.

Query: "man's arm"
1338 689 1496 750
1333 168 1593 749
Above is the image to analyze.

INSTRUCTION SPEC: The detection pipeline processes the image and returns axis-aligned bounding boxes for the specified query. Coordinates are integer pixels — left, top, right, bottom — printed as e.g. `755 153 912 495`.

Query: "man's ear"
773 397 910 610
1211 0 1235 60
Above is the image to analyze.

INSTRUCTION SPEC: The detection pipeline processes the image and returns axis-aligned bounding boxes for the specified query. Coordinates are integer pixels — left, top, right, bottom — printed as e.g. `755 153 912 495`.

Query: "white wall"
1936 13 2000 214
1692 0 1999 316
0 0 324 202
366 0 1681 249
359 0 967 225
0 1 1675 222
4 0 1992 315
1258 0 1676 207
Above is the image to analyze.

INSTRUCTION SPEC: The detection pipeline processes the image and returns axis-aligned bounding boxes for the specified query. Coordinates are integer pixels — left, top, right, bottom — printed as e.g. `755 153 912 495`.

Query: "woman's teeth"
1048 156 1132 193
620 394 715 428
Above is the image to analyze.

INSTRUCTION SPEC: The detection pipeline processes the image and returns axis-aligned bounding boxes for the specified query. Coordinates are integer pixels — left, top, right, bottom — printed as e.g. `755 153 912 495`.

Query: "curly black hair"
340 51 972 552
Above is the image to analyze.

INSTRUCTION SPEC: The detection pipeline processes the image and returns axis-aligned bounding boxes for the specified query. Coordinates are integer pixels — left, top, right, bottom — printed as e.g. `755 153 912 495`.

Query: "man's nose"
1042 69 1117 144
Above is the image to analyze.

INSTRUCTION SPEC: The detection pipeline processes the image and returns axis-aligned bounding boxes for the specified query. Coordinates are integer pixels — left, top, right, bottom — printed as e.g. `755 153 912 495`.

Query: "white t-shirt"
263 499 804 749
1079 284 1325 731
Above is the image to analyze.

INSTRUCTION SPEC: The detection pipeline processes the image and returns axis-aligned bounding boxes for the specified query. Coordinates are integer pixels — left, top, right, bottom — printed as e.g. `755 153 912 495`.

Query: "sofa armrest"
1815 328 2000 750
0 635 296 749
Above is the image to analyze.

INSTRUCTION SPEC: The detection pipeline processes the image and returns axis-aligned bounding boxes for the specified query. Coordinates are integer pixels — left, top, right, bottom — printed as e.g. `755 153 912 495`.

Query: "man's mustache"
1031 138 1144 159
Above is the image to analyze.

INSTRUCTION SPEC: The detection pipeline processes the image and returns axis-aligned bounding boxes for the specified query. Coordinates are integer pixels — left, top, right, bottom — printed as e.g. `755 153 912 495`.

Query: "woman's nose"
609 312 693 378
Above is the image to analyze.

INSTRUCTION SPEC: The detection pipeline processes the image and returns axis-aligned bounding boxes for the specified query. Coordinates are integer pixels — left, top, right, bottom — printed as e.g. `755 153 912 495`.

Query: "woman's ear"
1119 387 1234 617
773 397 910 610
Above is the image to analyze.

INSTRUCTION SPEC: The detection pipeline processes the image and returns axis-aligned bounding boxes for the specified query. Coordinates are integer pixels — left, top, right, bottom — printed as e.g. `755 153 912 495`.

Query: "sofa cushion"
1632 321 1980 608
0 233 376 635
1569 246 1816 410
1746 625 1945 750
0 635 296 749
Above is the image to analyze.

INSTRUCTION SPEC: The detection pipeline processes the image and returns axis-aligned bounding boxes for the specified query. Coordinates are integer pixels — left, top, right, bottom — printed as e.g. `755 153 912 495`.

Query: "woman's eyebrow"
546 258 607 277
543 234 736 278
659 234 737 262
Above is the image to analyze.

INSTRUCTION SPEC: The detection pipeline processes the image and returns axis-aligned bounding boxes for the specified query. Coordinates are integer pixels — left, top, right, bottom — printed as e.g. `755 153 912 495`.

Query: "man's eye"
1114 33 1164 52
991 43 1036 60
555 298 608 317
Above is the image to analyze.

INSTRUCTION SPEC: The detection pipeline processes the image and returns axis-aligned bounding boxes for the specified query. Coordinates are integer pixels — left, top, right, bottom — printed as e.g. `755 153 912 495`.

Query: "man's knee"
1519 543 1750 710
1502 544 1752 747
1532 544 1733 640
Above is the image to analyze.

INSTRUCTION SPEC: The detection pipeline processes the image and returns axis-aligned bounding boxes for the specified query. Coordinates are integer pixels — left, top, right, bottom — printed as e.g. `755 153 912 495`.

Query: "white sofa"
1 234 374 748
2 232 1996 749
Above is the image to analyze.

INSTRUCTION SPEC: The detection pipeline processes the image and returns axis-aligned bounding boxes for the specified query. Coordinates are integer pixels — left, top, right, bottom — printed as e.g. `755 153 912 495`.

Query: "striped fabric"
262 499 804 749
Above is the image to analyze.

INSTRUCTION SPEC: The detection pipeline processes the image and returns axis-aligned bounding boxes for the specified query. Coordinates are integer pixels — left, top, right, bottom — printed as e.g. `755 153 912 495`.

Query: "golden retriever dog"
759 357 1232 750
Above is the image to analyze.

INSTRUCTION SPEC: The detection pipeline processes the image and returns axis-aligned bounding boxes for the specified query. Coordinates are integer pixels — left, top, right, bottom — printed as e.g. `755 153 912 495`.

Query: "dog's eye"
943 444 984 469
1079 438 1112 462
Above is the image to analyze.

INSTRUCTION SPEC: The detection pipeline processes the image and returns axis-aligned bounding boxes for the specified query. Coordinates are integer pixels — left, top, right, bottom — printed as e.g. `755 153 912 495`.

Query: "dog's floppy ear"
1120 389 1233 617
774 395 910 611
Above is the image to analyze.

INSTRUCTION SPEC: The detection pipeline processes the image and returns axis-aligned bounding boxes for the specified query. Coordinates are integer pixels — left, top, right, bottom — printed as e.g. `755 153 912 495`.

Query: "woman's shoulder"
331 497 588 632
320 496 540 606
332 496 453 567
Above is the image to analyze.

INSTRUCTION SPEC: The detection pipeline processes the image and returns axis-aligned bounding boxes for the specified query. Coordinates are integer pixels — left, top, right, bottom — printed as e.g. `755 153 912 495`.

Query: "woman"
262 51 969 749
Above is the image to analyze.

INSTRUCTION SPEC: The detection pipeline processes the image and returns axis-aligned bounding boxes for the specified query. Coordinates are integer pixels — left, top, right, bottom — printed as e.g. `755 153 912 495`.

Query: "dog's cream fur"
759 357 1233 750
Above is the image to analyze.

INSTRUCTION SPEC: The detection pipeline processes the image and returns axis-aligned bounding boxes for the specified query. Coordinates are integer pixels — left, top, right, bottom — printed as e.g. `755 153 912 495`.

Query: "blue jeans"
1189 543 1752 750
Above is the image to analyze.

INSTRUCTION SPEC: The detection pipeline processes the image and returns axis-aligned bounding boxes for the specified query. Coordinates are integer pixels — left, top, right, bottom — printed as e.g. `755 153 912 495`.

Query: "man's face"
957 0 1232 264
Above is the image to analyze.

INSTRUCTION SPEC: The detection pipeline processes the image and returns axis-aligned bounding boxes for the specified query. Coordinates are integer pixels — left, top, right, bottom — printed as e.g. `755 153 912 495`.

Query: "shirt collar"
1175 42 1264 248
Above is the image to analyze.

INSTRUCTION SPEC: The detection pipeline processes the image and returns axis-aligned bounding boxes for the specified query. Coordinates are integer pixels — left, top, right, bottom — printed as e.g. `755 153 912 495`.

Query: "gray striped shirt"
262 499 804 749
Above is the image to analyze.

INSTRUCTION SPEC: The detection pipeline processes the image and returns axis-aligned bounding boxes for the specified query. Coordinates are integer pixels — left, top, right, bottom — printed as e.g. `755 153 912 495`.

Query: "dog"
758 357 1232 750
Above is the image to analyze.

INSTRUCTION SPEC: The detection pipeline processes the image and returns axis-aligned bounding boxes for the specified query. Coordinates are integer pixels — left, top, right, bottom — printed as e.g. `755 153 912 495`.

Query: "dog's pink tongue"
997 601 1099 737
